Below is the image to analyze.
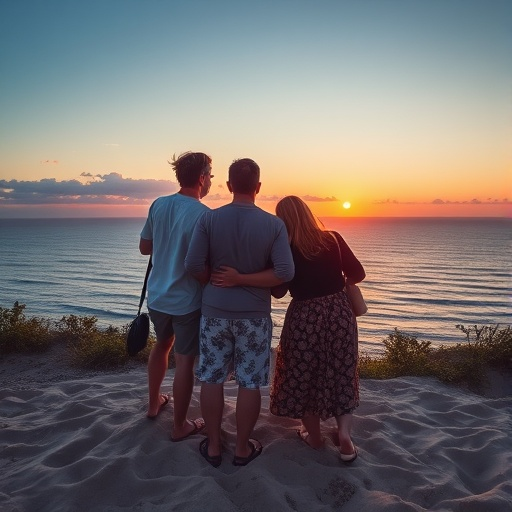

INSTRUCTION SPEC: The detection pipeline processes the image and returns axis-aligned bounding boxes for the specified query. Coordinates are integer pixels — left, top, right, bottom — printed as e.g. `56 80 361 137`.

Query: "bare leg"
335 413 355 454
299 415 324 448
200 382 224 457
147 336 174 417
235 387 261 458
171 353 199 438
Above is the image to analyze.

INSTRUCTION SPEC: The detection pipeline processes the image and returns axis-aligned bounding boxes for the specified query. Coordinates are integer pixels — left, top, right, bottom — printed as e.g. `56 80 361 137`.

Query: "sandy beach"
1 347 511 512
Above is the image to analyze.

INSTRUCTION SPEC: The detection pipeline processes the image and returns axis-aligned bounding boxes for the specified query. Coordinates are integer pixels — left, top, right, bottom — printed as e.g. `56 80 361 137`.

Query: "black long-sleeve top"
287 231 365 301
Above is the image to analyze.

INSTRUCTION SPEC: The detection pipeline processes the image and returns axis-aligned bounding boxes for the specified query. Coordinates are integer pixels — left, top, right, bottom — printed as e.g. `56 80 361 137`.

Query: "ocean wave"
2 217 510 353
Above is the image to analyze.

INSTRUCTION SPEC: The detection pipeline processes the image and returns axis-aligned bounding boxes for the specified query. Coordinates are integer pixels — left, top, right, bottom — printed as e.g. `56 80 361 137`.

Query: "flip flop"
232 439 263 466
199 438 222 468
297 429 311 444
296 429 323 449
146 394 170 420
339 447 358 464
171 418 206 442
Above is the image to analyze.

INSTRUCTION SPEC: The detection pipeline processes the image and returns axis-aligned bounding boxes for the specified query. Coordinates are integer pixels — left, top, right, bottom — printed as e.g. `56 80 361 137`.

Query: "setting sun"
343 202 351 209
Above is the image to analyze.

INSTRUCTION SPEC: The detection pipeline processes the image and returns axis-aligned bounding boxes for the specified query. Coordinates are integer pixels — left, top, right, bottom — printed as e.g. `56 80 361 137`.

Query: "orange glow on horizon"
0 198 510 219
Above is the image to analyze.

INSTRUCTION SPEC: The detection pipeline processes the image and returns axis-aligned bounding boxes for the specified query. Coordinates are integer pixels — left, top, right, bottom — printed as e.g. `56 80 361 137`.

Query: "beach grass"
55 313 155 369
359 325 512 391
0 301 53 353
1 302 510 392
0 302 155 368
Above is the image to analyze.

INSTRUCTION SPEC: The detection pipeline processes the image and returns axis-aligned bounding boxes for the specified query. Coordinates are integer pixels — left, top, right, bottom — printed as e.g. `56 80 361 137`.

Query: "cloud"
302 195 339 202
204 193 229 201
0 174 179 205
259 195 282 202
204 193 340 203
373 198 510 205
0 175 343 207
373 199 399 204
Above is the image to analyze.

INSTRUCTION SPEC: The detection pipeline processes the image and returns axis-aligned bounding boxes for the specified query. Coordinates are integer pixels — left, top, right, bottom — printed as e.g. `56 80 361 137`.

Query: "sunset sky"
0 0 510 218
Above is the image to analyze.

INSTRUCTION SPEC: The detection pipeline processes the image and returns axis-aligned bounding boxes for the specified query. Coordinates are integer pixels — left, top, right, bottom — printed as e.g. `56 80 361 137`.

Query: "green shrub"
428 344 486 387
485 325 512 366
359 325 511 391
382 328 432 376
456 323 512 367
1 302 509 389
57 315 155 369
69 328 129 369
56 314 99 342
0 302 53 354
358 352 394 379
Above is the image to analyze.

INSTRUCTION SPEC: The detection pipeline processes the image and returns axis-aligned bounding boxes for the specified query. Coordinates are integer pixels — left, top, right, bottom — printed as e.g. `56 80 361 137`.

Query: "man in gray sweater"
185 158 294 467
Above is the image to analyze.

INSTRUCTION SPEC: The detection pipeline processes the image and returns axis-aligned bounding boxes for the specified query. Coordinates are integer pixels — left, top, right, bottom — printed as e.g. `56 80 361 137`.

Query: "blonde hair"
275 196 331 259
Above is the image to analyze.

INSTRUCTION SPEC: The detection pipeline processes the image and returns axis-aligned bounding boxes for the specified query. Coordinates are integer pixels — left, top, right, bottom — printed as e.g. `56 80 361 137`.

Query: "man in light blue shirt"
140 151 213 441
185 158 294 467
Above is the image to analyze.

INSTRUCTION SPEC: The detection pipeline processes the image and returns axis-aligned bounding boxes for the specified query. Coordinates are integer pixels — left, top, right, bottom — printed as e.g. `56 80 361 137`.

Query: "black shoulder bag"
126 257 153 356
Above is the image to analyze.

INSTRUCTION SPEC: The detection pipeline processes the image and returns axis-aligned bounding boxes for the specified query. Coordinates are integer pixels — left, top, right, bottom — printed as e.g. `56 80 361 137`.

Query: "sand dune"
1 350 511 512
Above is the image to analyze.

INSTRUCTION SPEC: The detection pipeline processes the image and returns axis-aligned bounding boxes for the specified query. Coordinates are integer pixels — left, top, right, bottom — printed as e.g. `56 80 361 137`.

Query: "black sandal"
232 439 263 466
199 438 222 468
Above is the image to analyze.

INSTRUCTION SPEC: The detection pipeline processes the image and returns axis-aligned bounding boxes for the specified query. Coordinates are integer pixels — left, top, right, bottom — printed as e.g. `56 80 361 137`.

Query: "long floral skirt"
270 291 359 420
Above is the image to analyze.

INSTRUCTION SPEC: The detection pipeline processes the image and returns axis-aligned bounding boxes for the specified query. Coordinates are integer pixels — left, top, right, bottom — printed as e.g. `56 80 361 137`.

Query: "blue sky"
0 0 510 217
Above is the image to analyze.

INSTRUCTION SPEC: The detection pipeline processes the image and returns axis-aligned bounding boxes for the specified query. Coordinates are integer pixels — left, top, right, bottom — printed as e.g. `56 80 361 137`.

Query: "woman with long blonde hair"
270 196 365 462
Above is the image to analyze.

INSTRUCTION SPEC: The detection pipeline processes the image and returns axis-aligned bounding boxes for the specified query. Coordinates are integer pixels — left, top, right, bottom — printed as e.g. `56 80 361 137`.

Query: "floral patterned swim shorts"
195 316 272 389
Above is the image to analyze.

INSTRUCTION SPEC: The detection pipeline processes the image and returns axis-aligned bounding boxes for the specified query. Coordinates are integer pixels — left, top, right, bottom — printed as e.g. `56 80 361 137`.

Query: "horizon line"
0 215 510 221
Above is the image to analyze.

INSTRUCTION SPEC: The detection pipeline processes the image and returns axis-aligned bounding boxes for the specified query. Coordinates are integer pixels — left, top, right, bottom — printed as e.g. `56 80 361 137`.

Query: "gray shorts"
148 308 201 356
195 316 272 389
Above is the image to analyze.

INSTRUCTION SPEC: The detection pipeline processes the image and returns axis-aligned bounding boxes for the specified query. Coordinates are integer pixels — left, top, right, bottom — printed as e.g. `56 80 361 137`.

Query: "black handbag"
126 257 152 356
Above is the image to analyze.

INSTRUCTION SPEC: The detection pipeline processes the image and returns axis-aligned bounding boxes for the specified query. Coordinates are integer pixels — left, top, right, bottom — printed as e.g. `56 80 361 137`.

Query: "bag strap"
331 231 352 287
329 231 343 270
137 256 153 315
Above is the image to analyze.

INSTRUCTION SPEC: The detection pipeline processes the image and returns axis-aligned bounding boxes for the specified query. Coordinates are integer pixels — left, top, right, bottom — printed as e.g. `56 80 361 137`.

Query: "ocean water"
1 217 510 354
